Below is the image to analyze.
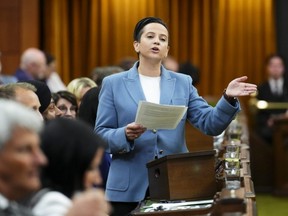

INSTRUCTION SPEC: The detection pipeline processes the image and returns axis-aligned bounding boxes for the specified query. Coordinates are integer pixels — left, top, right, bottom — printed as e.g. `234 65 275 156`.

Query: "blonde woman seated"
67 77 96 106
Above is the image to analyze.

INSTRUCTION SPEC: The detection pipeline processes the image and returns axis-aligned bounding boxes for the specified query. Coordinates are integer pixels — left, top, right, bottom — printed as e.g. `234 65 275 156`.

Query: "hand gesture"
225 76 257 97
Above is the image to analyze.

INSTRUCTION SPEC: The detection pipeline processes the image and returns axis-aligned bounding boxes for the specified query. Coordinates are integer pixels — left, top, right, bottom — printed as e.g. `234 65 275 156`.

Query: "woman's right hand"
125 122 147 141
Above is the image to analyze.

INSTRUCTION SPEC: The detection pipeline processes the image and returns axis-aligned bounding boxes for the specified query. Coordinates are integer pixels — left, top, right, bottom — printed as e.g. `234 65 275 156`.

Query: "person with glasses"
52 91 78 119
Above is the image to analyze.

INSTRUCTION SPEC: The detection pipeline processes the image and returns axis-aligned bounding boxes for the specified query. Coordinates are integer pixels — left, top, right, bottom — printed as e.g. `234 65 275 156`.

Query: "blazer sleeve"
186 77 241 136
95 77 135 154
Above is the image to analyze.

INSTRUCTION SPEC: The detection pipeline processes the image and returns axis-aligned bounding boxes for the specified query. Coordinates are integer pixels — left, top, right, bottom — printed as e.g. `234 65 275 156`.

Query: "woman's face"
56 98 77 119
133 23 169 61
83 149 104 189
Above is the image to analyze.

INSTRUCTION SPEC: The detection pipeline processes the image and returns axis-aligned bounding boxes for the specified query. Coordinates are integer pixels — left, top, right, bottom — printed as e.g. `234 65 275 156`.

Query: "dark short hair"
24 80 52 114
54 90 78 112
40 118 106 198
265 53 285 67
44 52 55 65
133 17 168 42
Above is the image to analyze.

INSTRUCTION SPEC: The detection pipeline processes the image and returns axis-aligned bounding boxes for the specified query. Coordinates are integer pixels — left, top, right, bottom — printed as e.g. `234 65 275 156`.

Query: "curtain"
41 0 276 98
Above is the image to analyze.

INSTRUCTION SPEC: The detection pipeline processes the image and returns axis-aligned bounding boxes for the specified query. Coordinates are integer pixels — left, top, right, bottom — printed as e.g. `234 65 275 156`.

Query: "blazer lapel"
123 65 146 105
160 66 176 105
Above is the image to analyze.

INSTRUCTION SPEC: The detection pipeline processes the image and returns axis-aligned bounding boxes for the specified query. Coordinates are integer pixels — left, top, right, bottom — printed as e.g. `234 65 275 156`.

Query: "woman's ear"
164 45 170 58
133 41 140 53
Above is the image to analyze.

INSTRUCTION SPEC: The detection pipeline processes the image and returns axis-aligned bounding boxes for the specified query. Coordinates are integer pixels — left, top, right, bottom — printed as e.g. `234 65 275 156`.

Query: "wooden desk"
273 118 288 195
132 148 257 216
132 114 257 215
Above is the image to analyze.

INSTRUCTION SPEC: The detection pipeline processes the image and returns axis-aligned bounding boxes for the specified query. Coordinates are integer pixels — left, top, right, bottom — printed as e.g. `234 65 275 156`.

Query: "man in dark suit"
256 54 288 144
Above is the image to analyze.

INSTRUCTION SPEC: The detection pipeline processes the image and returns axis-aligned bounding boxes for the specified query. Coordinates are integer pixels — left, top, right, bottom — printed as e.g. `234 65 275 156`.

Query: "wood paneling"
0 0 39 75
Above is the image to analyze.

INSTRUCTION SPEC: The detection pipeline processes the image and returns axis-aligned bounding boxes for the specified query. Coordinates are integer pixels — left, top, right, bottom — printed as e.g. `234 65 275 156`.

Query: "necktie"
274 80 281 95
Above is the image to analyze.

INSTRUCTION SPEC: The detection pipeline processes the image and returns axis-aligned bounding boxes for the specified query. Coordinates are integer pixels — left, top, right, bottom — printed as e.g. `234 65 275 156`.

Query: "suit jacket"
95 62 240 202
257 80 288 102
14 68 34 82
256 80 288 142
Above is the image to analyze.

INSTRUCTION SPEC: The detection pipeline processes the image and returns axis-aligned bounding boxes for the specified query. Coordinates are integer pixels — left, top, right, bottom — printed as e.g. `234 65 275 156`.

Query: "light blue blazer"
95 62 240 202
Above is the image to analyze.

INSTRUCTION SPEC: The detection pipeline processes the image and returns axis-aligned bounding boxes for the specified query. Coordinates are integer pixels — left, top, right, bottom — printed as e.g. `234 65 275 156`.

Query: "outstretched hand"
225 76 257 97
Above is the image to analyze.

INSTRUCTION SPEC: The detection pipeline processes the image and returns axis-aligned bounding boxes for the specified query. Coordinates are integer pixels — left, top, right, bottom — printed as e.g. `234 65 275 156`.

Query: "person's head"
0 86 15 99
162 55 179 71
24 80 52 114
265 54 285 80
118 56 137 70
179 62 200 85
53 91 78 118
133 17 170 61
43 52 57 79
78 87 99 127
42 98 63 121
91 66 123 86
40 118 106 198
67 77 97 106
0 99 47 201
20 48 46 80
3 83 43 120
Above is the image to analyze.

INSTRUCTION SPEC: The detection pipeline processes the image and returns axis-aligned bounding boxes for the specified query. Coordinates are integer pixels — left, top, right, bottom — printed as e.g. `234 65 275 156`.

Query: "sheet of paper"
135 101 188 130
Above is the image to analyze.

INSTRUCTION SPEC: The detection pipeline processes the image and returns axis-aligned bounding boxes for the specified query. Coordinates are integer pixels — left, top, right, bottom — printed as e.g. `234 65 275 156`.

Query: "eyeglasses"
57 105 77 113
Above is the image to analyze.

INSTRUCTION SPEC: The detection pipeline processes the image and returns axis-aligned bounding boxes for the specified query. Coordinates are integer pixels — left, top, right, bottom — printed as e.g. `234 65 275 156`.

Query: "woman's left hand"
225 76 257 97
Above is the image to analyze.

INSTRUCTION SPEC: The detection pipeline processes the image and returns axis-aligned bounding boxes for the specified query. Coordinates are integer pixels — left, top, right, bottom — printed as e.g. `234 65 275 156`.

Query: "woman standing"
95 17 257 216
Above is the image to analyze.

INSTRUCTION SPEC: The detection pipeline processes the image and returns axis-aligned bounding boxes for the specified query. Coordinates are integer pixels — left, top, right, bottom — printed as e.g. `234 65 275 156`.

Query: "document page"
135 101 188 130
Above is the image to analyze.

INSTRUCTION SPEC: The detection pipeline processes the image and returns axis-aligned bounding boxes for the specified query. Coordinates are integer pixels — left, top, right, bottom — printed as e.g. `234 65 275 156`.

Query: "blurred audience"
25 80 63 121
256 54 288 144
162 55 179 71
67 77 96 106
0 85 15 99
90 66 123 86
27 118 111 216
14 48 46 81
44 52 67 93
78 88 112 191
2 82 43 120
0 99 46 215
118 56 137 71
52 91 78 118
179 61 200 86
0 99 111 216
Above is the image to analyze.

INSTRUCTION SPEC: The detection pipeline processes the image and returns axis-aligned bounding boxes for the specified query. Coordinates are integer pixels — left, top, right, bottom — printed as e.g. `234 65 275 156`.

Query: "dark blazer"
257 79 288 102
95 62 240 202
14 68 34 81
256 79 288 142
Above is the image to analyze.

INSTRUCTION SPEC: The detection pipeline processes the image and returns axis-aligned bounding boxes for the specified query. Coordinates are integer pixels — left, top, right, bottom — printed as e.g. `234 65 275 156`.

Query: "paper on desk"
135 101 188 130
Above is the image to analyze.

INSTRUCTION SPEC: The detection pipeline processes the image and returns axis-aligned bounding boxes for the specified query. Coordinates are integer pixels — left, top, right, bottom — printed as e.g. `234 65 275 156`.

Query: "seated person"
30 118 110 216
256 54 288 144
67 77 96 106
52 91 78 119
14 48 46 82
